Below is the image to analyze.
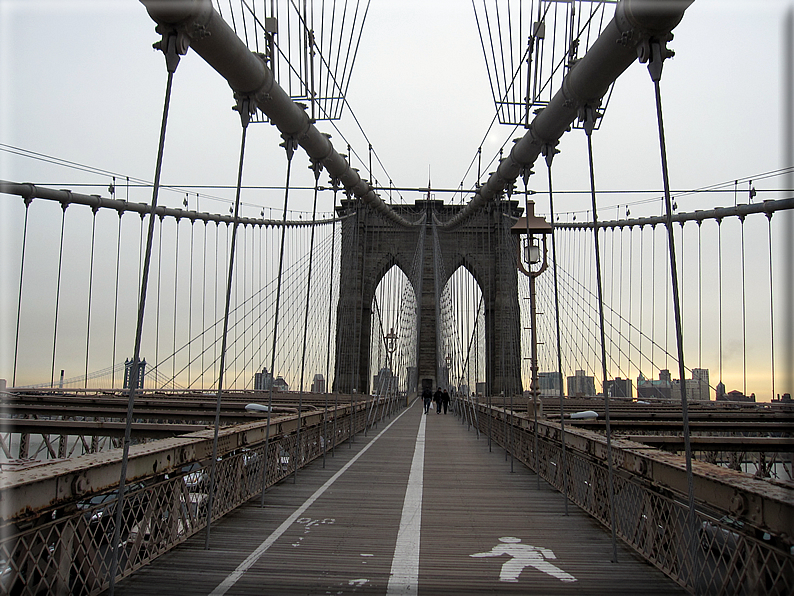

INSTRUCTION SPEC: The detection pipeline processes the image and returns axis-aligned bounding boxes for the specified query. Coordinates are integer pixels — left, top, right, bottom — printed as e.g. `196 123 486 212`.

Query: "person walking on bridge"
441 389 450 414
434 387 443 414
422 387 433 414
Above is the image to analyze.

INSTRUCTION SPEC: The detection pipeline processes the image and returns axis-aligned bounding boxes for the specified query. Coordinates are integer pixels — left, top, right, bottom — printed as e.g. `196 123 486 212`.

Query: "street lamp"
511 200 552 404
511 200 552 485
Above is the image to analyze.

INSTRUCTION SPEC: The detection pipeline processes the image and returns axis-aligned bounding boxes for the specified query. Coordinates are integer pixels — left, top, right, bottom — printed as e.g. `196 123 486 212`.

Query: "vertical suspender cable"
325 183 340 465
155 215 164 377
205 97 251 549
639 225 645 375
740 216 747 398
201 219 208 388
647 42 698 588
111 197 123 389
295 161 323 482
188 211 195 388
544 149 570 515
108 35 180 594
767 214 776 400
651 224 656 375
50 205 67 389
718 220 723 387
582 106 618 563
84 207 98 387
12 198 32 387
214 222 220 383
627 224 633 387
172 218 180 387
260 135 297 508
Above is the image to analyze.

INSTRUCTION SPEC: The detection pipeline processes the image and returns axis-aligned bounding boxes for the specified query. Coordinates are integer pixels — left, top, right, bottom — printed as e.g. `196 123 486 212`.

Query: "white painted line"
386 408 426 595
210 402 417 596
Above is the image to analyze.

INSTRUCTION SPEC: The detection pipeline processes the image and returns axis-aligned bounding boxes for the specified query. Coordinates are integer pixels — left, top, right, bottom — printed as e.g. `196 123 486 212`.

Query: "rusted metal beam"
567 420 794 432
0 403 362 522
621 435 794 452
3 418 202 439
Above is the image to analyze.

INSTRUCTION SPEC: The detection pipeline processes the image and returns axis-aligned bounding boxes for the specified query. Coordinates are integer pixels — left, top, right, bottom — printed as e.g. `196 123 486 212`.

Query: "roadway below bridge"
113 400 686 595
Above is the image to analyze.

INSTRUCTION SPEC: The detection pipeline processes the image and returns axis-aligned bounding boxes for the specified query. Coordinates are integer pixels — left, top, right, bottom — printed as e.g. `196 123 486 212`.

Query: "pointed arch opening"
440 265 484 397
369 264 418 396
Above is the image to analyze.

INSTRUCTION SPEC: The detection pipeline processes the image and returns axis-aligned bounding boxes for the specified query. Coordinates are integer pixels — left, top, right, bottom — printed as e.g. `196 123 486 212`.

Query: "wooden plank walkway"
114 401 687 595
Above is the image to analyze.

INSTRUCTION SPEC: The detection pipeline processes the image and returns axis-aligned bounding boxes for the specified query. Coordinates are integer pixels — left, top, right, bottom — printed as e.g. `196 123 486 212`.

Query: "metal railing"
471 401 794 595
0 395 401 595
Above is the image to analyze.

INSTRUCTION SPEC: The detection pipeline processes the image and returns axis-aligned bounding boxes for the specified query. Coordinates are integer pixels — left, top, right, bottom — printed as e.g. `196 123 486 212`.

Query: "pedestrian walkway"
114 401 687 595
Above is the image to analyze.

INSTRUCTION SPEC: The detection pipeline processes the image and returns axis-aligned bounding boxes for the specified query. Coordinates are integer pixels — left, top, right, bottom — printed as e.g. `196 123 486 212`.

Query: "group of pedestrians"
422 386 450 414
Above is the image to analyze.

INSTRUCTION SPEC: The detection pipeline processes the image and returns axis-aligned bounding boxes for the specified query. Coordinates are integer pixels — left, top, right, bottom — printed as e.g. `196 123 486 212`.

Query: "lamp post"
384 327 398 398
511 200 551 487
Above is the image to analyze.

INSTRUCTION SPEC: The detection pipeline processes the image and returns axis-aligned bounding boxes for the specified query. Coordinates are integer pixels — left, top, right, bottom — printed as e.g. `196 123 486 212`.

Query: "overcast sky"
1 0 792 397
1 1 790 214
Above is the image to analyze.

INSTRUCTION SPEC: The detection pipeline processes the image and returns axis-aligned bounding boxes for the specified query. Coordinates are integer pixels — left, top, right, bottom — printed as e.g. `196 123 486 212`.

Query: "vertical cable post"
12 196 33 388
582 103 619 564
261 133 297 507
294 158 323 482
205 94 252 549
109 28 186 594
543 143 570 515
645 36 699 589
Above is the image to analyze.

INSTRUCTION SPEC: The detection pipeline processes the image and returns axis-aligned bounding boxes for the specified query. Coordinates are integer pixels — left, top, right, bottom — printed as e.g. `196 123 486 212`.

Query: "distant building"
671 368 711 401
717 389 755 403
605 377 632 398
538 372 562 397
254 367 273 391
476 382 486 396
691 368 710 401
311 374 325 393
272 376 289 392
637 371 672 400
567 370 596 397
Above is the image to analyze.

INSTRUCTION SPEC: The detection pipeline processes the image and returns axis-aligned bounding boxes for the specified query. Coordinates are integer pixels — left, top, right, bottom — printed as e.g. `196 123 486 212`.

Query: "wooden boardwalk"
115 401 687 595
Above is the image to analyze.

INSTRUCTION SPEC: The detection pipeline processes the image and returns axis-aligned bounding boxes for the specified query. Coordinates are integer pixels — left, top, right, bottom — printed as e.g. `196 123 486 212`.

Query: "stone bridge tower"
333 196 523 397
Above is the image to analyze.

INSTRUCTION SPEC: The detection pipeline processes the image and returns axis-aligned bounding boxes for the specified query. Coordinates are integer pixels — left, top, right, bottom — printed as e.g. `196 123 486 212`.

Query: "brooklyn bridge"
0 0 792 594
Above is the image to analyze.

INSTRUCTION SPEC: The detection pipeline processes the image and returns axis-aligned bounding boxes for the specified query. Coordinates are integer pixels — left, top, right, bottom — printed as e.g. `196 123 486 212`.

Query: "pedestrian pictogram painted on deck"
470 537 577 583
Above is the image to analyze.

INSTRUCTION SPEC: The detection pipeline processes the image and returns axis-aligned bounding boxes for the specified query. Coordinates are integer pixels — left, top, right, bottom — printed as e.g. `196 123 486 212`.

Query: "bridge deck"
114 402 687 595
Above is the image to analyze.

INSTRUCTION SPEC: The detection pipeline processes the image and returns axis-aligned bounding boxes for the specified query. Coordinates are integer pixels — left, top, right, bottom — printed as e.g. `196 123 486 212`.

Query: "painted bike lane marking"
210 402 418 596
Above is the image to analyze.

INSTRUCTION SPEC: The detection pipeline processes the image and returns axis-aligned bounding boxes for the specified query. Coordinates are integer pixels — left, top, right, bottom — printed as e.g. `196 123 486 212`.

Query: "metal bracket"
279 135 297 161
542 141 560 168
639 34 675 82
578 104 602 137
233 95 255 129
153 27 190 74
309 159 324 181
